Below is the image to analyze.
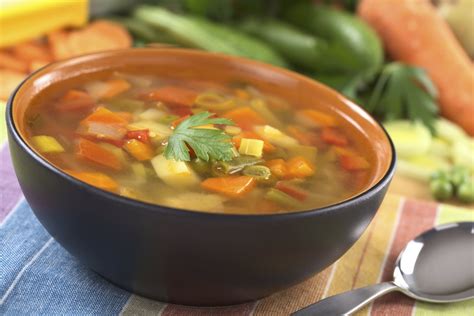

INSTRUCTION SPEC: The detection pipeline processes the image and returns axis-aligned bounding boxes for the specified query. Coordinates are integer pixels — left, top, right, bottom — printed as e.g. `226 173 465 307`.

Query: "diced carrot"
201 176 256 198
287 156 316 178
101 79 131 99
81 106 129 125
55 89 95 112
321 127 349 146
332 146 356 157
66 170 118 191
287 125 319 146
275 181 309 201
223 107 266 131
76 138 122 170
115 112 133 122
125 129 150 144
142 86 198 107
77 121 127 142
232 131 275 153
0 51 29 72
297 110 337 127
234 89 251 100
339 154 370 171
266 159 289 179
171 115 190 129
123 139 154 161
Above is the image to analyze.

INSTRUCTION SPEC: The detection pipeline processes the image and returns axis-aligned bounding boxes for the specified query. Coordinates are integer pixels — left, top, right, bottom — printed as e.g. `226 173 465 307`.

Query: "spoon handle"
292 282 399 316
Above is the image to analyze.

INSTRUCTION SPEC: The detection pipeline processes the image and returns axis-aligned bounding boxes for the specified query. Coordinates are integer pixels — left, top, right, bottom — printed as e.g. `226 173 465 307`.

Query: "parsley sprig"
164 111 235 162
365 62 439 133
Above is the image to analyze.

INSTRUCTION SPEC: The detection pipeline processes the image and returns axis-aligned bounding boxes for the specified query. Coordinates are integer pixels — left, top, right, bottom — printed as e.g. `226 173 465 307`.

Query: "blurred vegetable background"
0 0 472 204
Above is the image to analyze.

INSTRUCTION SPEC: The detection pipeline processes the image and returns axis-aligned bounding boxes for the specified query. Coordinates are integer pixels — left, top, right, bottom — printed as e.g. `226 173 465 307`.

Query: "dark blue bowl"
6 49 396 306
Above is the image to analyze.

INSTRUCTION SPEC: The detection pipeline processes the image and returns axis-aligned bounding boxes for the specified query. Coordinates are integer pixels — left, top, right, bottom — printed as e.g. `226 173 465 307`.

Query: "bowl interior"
11 48 393 200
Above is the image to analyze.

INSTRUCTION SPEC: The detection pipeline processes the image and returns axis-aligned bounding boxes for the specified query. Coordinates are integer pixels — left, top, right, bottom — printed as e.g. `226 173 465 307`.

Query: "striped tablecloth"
1 104 473 315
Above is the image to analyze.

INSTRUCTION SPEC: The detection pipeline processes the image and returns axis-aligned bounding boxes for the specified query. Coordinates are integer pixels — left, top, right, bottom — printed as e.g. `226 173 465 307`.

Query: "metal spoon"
293 222 474 316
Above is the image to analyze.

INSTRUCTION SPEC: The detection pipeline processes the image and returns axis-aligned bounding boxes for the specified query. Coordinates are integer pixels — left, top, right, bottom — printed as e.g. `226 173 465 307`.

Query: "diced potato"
31 135 64 153
151 154 200 188
161 192 226 212
239 138 264 157
254 125 298 148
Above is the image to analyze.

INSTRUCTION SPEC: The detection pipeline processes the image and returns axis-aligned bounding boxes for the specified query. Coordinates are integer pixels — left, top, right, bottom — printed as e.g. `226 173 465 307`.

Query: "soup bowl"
6 48 395 306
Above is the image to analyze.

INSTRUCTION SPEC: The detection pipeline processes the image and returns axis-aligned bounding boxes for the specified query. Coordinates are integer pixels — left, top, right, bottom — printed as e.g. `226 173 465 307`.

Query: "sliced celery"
266 188 302 208
238 138 264 157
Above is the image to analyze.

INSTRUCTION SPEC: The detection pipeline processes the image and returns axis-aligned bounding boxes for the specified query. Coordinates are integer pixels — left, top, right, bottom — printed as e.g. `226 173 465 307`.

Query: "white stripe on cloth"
0 237 53 305
0 198 24 229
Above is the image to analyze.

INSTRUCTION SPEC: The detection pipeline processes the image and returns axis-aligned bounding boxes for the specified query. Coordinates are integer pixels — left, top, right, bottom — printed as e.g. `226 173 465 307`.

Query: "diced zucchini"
151 154 200 188
254 125 298 148
239 138 264 157
31 135 64 153
384 120 432 158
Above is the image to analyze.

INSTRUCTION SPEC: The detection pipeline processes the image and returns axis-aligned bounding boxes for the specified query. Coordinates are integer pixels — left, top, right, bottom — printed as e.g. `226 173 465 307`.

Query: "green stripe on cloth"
413 204 474 316
1 101 7 143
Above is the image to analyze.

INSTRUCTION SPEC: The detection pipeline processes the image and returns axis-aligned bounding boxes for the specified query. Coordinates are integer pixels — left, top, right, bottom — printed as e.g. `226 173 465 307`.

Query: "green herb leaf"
366 62 439 133
164 111 235 162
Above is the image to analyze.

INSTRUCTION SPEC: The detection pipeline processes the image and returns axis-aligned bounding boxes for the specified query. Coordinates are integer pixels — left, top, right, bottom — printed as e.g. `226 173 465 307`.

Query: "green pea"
457 181 474 203
430 179 454 201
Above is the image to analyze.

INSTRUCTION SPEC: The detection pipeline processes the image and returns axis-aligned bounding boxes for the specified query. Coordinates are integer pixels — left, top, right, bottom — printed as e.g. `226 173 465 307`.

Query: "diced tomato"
321 127 349 146
275 181 309 201
125 129 150 144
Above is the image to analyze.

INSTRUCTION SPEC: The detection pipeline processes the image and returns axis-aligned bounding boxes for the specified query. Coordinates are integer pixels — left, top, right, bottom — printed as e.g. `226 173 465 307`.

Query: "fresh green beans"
211 156 263 176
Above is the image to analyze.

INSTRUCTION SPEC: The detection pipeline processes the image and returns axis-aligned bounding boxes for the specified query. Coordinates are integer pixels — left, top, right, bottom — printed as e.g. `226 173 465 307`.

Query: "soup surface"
24 71 374 214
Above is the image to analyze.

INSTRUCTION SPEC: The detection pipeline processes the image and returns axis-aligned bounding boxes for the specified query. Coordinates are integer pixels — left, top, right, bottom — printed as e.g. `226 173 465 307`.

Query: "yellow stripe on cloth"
413 204 474 316
324 194 402 316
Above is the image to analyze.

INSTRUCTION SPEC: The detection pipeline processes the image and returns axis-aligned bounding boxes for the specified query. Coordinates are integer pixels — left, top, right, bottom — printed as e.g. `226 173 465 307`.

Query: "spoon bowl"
294 221 474 315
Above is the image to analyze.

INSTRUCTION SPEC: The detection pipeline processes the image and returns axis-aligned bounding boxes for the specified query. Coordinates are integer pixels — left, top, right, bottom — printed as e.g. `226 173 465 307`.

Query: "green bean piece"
243 165 274 184
191 158 211 176
211 156 263 177
266 188 302 208
457 181 474 203
430 179 454 201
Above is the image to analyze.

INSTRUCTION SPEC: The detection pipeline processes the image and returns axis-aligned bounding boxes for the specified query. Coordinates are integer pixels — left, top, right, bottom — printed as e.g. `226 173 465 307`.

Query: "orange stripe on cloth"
370 198 438 316
160 302 255 315
253 266 333 315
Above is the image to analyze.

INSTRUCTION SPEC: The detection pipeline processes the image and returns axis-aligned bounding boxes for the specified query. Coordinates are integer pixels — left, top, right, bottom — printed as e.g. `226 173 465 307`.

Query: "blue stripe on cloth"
0 200 131 315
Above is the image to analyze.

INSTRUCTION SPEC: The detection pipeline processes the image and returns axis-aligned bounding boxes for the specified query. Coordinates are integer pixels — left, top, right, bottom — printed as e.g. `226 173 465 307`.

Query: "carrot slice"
266 159 289 179
287 156 316 178
201 176 256 198
101 79 131 99
66 170 118 191
297 110 337 127
123 139 154 161
76 138 122 170
142 86 198 107
339 154 370 171
55 89 95 112
0 51 29 72
321 127 349 146
81 106 129 125
223 107 266 131
275 181 309 201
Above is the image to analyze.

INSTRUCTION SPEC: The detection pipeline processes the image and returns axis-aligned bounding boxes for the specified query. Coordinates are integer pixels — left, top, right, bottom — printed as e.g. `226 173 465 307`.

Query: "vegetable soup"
24 72 374 214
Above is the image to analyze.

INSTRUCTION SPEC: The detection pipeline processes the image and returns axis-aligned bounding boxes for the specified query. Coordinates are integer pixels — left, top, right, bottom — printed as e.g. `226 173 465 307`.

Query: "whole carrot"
358 0 474 135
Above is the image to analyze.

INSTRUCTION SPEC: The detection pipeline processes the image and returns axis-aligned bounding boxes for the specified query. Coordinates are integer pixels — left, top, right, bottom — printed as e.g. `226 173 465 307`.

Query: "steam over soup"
24 72 374 214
